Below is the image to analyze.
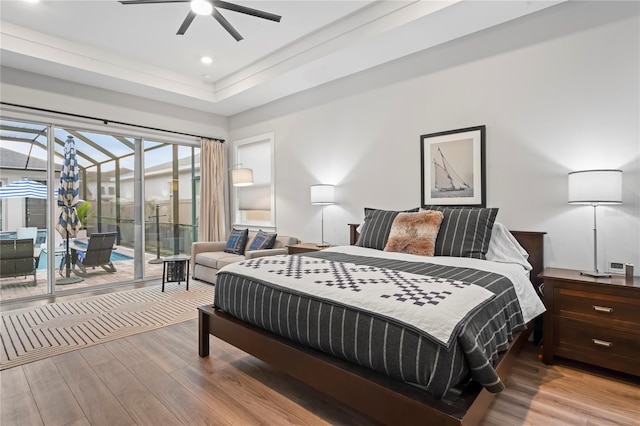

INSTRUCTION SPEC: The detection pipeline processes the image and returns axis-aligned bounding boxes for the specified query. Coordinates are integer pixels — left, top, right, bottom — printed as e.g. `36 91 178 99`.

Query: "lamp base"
316 243 330 248
580 270 612 278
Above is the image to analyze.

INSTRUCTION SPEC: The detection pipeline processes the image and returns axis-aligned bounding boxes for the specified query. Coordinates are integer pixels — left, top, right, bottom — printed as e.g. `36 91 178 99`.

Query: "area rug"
0 281 214 370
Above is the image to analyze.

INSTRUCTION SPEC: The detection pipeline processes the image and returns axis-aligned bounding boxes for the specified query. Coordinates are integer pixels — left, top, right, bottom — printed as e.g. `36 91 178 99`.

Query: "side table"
288 242 334 255
540 267 640 376
162 255 190 292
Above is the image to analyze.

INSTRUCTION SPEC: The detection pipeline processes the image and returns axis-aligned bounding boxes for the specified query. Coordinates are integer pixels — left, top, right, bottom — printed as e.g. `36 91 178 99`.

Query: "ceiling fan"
119 0 282 42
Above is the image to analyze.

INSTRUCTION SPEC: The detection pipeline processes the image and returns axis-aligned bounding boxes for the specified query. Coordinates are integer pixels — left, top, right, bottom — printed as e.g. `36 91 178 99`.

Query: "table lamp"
310 184 335 247
568 169 622 277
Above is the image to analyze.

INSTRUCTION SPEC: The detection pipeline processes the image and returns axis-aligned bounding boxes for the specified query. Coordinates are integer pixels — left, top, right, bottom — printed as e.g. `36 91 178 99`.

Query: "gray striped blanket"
219 255 495 347
214 251 526 398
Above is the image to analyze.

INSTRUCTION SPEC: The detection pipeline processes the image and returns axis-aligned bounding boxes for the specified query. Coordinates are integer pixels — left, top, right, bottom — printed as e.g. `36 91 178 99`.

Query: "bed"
199 208 545 425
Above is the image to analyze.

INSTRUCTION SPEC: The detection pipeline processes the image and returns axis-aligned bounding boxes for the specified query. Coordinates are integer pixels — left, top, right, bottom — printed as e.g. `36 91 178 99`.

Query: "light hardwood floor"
1 318 639 426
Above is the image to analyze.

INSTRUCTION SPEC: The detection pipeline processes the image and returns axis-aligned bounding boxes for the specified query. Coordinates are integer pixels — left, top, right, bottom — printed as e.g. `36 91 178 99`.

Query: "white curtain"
199 138 226 241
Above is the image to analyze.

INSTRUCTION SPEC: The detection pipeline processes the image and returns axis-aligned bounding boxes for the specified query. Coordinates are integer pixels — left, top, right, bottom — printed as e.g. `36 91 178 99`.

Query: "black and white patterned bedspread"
214 251 527 398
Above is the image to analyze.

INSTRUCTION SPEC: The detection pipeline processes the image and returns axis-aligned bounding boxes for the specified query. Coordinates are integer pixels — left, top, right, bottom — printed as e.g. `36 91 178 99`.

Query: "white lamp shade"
310 184 335 205
231 168 254 187
568 169 622 204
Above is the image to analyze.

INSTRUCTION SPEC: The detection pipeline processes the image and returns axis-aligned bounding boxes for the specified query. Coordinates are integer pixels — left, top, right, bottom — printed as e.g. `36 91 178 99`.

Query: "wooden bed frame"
199 226 545 426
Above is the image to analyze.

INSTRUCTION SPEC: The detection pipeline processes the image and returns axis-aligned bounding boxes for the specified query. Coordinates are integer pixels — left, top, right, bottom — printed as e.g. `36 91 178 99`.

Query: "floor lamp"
231 165 254 187
310 184 335 247
568 169 622 277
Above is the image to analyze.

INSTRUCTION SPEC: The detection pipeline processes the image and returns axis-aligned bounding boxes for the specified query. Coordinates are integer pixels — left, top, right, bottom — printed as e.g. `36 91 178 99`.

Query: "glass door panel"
52 128 138 292
0 120 51 301
143 142 198 277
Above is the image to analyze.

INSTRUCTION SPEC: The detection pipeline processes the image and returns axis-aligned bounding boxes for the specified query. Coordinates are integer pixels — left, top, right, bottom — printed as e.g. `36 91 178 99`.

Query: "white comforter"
322 245 546 324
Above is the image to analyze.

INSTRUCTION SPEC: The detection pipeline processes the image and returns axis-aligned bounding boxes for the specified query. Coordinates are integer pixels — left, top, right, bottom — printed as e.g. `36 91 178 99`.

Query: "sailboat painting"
431 141 474 198
420 126 486 207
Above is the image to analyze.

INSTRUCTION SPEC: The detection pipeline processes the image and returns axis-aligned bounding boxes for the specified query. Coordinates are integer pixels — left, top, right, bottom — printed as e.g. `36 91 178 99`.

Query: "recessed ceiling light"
24 0 40 3
190 0 213 16
200 56 213 65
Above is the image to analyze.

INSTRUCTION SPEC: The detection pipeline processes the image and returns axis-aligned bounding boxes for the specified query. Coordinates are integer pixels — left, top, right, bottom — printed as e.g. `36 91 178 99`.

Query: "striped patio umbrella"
0 178 48 199
55 136 82 281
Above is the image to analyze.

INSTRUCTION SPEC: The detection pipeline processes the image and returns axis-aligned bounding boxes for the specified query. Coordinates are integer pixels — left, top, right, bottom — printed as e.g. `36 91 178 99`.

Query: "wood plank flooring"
1 317 639 426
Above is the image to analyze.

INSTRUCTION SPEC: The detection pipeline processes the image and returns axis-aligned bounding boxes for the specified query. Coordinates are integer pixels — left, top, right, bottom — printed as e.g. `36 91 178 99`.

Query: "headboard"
347 224 545 287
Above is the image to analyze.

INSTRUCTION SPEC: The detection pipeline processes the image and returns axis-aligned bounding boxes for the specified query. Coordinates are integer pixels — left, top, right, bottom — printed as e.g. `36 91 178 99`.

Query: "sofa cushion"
217 257 246 269
248 230 278 251
225 228 249 255
273 235 298 249
195 251 244 269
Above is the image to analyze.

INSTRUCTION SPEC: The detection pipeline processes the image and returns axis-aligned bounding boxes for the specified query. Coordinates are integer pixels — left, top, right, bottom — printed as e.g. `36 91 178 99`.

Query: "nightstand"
540 267 640 376
288 242 333 255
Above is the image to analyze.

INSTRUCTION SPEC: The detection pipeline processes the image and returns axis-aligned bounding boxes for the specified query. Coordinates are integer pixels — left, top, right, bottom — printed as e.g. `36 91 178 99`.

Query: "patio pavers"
0 248 167 302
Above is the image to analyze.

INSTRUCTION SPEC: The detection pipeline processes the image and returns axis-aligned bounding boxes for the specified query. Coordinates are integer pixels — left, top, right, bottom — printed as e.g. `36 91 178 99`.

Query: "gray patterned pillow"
356 207 419 250
423 206 498 259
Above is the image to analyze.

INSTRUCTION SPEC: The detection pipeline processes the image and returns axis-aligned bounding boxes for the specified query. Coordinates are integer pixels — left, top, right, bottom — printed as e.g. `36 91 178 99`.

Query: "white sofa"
191 232 299 285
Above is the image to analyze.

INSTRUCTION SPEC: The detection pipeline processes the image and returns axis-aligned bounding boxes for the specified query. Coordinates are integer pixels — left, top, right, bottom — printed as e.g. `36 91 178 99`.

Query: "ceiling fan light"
191 0 213 16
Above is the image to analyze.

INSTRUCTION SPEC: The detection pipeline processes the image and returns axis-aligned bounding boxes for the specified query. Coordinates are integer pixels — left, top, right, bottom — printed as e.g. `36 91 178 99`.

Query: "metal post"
148 204 163 264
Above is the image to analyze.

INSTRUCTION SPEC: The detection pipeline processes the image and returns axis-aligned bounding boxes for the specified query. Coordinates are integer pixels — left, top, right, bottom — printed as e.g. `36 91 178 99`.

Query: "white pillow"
486 223 532 271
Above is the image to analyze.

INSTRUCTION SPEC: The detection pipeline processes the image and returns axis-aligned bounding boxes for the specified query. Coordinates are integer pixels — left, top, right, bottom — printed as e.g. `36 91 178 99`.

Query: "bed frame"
199 226 545 426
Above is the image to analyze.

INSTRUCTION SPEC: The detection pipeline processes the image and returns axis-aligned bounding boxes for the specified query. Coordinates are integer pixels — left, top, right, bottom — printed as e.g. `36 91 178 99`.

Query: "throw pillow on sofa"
225 228 249 255
248 230 278 251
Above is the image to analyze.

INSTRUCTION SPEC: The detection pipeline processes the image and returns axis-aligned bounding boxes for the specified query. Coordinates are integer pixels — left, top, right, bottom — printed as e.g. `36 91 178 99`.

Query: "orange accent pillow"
383 210 444 256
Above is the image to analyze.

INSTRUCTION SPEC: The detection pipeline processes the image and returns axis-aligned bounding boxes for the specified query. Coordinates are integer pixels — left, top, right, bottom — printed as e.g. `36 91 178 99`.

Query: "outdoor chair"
0 238 38 285
71 232 117 277
16 227 38 244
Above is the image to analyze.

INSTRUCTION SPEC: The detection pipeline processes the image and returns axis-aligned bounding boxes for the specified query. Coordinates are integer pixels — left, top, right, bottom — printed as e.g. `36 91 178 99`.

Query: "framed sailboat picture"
420 125 486 207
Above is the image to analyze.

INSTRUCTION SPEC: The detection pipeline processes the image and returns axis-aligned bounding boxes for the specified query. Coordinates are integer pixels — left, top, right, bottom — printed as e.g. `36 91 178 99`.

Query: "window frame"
231 132 275 230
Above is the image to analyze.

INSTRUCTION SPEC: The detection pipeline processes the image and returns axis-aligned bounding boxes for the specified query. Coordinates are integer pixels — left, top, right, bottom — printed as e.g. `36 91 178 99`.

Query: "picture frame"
420 125 486 208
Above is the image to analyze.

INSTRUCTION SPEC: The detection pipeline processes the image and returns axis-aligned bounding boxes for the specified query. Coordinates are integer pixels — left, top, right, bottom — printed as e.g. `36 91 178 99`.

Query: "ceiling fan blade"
119 0 189 4
213 1 281 22
177 10 197 35
212 9 243 41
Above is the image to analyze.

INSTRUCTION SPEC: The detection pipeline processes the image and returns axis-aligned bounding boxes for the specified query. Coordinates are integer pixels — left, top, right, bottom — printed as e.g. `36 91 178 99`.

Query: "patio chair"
71 232 117 277
16 227 38 244
0 238 38 285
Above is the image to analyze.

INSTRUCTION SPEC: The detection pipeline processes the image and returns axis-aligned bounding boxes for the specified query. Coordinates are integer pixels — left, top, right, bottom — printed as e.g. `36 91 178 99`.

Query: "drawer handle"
592 305 613 313
592 338 613 348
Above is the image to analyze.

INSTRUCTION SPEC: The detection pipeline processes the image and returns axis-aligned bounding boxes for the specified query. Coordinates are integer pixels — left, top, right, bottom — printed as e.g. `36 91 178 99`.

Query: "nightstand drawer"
555 317 640 361
555 287 640 327
541 268 640 375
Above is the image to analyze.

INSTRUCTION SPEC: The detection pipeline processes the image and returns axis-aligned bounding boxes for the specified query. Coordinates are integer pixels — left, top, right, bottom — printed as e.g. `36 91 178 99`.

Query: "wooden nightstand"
540 268 640 376
287 242 333 255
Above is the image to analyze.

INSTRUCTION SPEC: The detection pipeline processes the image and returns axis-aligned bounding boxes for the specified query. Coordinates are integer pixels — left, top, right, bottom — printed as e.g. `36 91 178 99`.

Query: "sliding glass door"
0 118 200 301
143 141 199 277
0 120 51 301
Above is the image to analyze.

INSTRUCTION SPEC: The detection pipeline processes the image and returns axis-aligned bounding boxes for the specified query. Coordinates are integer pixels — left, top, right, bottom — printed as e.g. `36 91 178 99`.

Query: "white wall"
0 67 228 142
1 66 227 235
229 2 640 273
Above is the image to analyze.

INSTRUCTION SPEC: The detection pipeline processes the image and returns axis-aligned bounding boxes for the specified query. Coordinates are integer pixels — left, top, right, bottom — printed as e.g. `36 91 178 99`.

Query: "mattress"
214 246 545 399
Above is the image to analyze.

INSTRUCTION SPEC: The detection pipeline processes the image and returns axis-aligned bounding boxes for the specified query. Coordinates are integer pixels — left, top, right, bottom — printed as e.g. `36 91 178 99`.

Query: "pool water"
37 250 133 270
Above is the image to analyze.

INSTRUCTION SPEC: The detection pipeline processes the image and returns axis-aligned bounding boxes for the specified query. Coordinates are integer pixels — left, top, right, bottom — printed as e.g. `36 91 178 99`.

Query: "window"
233 133 275 228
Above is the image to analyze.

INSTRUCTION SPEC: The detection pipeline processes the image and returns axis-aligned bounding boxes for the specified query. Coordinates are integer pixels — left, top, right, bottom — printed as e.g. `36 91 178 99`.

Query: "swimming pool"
37 249 133 270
